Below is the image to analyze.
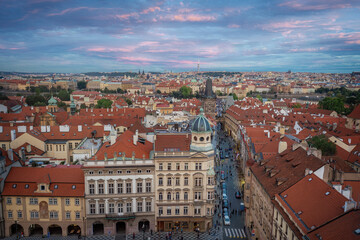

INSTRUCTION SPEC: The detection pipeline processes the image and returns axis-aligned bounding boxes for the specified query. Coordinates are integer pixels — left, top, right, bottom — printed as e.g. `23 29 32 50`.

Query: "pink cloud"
289 47 325 52
48 7 94 16
166 14 216 22
141 6 161 14
115 12 139 20
0 44 25 50
266 20 314 29
228 24 240 28
322 32 360 44
279 1 351 10
86 47 135 53
346 40 360 44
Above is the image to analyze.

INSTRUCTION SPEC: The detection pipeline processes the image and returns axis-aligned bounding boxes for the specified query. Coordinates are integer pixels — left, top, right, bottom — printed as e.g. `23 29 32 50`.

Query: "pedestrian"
133 232 135 239
166 235 168 240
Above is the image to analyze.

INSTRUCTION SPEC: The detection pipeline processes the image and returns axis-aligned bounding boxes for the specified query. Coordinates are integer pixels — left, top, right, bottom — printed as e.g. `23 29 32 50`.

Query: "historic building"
154 109 215 232
2 167 85 237
83 130 155 236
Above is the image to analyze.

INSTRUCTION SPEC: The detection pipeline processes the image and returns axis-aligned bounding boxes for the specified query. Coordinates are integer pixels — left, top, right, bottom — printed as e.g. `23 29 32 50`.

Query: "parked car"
224 215 231 226
223 207 228 215
221 174 225 180
223 199 228 208
223 193 228 201
222 182 227 189
235 191 241 199
240 202 245 211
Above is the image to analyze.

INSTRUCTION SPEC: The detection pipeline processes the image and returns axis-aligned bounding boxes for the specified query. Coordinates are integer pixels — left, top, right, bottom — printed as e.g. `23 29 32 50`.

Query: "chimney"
114 152 117 161
46 125 50 132
7 149 13 161
264 130 270 138
278 141 287 154
348 138 352 145
133 130 139 145
86 108 88 112
78 125 82 132
104 152 108 161
20 147 26 161
344 200 356 212
307 147 322 159
305 168 310 176
10 129 16 141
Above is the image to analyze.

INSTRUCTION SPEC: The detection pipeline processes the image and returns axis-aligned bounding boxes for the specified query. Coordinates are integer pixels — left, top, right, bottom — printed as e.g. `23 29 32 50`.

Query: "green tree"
57 101 67 110
25 95 46 106
256 94 263 102
125 98 132 106
232 94 239 100
308 135 336 156
292 103 302 108
58 89 70 101
180 86 192 98
96 98 113 108
215 90 223 96
156 90 161 94
318 97 345 114
117 88 125 94
80 103 87 109
77 81 87 90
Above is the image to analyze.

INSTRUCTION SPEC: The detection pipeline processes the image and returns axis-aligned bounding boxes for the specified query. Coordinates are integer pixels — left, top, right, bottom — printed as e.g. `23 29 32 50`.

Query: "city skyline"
0 0 359 73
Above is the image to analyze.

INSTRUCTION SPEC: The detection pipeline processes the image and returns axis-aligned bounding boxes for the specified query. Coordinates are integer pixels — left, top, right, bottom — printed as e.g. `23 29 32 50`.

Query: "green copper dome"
191 108 211 132
48 96 57 106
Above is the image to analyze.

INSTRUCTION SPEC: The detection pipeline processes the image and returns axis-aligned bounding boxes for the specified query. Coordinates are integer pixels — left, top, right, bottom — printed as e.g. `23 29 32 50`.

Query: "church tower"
190 108 213 153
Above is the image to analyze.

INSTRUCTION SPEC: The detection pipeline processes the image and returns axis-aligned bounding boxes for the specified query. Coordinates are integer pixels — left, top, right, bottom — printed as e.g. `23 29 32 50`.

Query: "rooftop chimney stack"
133 130 139 145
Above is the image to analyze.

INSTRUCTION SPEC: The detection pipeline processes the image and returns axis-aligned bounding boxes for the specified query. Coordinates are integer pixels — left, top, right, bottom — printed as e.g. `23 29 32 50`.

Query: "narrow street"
215 124 247 240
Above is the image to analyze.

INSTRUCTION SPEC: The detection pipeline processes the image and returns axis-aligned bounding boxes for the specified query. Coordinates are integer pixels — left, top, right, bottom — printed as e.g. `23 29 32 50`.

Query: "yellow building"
2 167 85 237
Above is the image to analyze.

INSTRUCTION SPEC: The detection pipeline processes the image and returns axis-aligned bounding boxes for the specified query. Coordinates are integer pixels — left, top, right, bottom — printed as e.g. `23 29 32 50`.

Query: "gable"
10 132 46 152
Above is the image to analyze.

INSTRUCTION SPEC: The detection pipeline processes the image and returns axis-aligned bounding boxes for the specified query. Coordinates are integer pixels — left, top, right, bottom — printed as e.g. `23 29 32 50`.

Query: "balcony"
105 212 135 220
193 185 204 190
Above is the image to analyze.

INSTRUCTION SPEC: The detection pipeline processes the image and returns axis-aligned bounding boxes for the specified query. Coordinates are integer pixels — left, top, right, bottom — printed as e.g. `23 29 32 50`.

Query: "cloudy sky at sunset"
0 0 359 73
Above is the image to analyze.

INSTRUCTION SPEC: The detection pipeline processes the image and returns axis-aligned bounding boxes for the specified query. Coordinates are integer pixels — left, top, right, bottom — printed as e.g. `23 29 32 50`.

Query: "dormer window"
54 185 58 189
25 184 29 189
12 184 17 188
72 185 76 189
40 185 45 191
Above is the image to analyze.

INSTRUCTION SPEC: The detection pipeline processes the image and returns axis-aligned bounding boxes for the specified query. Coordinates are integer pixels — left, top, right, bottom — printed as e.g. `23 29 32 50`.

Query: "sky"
0 0 359 73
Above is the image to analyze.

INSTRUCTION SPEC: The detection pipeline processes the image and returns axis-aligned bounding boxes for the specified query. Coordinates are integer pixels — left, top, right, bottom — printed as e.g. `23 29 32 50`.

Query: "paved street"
215 125 247 240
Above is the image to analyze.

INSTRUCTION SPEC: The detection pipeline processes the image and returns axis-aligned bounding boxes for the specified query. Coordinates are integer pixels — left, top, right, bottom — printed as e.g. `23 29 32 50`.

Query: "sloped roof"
155 133 191 151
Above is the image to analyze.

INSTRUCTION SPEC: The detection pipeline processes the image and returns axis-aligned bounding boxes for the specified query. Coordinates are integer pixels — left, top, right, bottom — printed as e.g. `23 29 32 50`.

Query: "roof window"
25 184 29 189
325 191 330 196
72 185 76 189
12 184 17 188
54 185 58 189
308 178 312 181
297 211 302 215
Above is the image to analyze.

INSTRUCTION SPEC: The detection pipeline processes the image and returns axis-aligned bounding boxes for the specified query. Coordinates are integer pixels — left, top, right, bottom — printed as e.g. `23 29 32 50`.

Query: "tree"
308 135 336 156
215 90 223 96
77 81 87 90
232 94 239 100
57 101 67 110
96 98 113 108
25 95 46 106
0 94 9 100
80 103 87 109
256 94 263 102
58 89 70 101
117 88 125 94
180 86 192 98
156 90 161 94
318 97 346 114
125 98 132 106
292 103 302 108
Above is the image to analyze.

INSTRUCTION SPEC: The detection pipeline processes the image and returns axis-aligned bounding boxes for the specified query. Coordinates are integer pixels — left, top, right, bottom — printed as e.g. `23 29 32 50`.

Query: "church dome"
191 108 211 132
48 96 57 106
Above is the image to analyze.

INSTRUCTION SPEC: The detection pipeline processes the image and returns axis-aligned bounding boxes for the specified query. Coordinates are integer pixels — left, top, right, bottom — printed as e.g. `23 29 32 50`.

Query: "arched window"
159 192 163 200
200 137 204 141
194 136 197 141
167 192 171 201
176 192 180 200
206 136 209 141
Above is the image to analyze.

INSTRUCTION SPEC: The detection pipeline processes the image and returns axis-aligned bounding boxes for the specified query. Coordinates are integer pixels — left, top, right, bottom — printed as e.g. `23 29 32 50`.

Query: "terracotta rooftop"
276 174 348 233
155 133 191 152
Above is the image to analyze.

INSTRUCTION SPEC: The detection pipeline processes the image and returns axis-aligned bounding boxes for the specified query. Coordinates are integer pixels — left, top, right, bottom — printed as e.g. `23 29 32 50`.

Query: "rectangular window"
118 203 123 213
75 212 80 219
17 211 22 219
99 203 105 214
184 192 188 200
98 183 104 194
167 163 171 170
137 182 143 193
117 183 123 194
176 163 180 170
89 184 95 195
137 202 143 212
90 204 95 214
146 201 151 212
167 177 172 186
75 198 80 206
126 183 132 193
49 198 58 205
7 198 11 204
146 182 151 192
195 192 201 200
175 177 180 186
65 198 70 205
7 211 12 219
158 207 163 215
175 207 180 215
159 177 163 186
2 144 6 150
30 198 38 205
126 202 132 213
184 163 188 170
50 211 58 219
184 206 188 215
159 163 163 170
195 163 202 170
167 207 171 215
66 212 71 219
184 177 188 186
194 208 201 215
208 177 212 185
109 203 115 213
30 211 39 219
50 145 52 151
16 197 21 205
108 183 114 194
69 143 73 150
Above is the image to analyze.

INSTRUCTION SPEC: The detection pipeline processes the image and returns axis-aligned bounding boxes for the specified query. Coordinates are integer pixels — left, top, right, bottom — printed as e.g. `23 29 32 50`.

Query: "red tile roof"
2 167 84 196
155 133 191 151
91 130 153 160
276 174 348 233
306 210 360 240
348 104 360 119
